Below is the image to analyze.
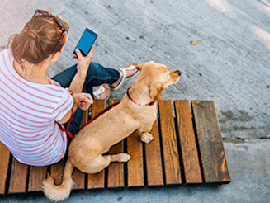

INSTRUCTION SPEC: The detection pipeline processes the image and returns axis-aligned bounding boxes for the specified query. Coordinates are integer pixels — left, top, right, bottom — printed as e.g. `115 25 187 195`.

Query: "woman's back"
0 49 73 166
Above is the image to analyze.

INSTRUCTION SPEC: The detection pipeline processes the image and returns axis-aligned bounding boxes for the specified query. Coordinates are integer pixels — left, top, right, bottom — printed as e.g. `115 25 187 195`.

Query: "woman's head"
8 10 69 64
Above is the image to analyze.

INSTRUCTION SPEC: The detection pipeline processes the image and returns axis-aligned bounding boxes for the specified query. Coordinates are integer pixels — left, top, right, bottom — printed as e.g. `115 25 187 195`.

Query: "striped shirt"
0 49 73 166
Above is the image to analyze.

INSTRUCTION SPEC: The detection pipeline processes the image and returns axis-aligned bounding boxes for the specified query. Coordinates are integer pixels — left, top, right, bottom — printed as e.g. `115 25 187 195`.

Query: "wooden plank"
144 119 164 186
174 101 202 184
8 158 28 194
127 130 144 187
73 168 85 190
87 171 105 190
107 100 125 189
0 142 11 195
191 101 231 184
107 141 125 189
87 100 106 190
50 159 65 186
28 166 47 192
73 111 88 190
0 100 230 197
158 101 182 185
79 110 88 129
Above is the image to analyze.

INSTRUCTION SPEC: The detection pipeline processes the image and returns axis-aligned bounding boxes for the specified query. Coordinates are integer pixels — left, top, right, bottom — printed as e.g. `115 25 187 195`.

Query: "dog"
43 62 181 201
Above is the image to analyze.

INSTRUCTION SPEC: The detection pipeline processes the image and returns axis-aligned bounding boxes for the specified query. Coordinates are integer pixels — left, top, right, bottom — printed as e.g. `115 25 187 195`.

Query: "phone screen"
73 28 97 56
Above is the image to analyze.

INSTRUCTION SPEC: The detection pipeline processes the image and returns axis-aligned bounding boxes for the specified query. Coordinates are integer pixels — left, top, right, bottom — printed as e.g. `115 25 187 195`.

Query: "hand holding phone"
73 47 93 59
75 47 93 67
73 28 97 58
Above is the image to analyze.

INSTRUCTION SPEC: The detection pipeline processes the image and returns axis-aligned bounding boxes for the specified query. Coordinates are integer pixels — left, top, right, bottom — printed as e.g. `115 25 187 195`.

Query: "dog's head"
134 61 181 101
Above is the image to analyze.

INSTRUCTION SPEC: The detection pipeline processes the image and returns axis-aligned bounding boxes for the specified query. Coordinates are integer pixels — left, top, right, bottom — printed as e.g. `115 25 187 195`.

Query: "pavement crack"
258 0 270 7
223 138 245 144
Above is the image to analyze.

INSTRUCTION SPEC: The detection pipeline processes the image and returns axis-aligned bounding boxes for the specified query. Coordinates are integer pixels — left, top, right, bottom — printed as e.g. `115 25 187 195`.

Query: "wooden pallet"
0 100 230 196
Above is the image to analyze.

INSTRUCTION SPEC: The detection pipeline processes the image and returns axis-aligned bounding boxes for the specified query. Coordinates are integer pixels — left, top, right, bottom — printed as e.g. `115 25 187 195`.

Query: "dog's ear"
149 82 163 101
135 63 145 70
136 61 155 70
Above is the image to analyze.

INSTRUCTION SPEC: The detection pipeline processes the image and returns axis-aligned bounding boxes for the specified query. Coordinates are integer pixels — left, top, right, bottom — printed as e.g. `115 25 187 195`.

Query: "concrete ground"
0 0 270 202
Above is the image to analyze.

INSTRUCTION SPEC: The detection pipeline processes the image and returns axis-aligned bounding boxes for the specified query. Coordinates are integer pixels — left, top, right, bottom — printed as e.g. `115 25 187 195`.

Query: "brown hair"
8 14 69 64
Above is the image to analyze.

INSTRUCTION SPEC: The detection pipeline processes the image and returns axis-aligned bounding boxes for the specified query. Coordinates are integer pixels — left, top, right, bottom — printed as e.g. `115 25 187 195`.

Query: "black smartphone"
73 28 97 57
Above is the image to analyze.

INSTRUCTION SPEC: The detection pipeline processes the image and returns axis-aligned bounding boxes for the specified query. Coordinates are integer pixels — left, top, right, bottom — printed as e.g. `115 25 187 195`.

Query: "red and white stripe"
0 49 73 166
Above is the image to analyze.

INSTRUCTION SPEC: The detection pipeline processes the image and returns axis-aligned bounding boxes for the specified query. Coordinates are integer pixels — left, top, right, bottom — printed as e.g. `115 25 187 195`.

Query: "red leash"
59 108 74 139
59 101 120 139
82 101 120 128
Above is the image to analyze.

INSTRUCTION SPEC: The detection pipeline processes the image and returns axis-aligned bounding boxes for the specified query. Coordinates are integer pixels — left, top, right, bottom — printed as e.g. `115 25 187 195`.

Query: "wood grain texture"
0 99 232 195
28 166 47 192
50 159 65 186
0 142 11 195
8 158 28 194
174 101 202 184
158 101 182 185
87 171 105 190
107 100 125 189
87 100 106 190
144 119 164 186
79 110 88 130
191 101 231 183
127 130 144 187
107 141 125 188
73 168 85 190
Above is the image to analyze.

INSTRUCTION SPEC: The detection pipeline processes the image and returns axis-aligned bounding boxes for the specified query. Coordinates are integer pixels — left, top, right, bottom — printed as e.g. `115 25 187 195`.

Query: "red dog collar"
126 87 155 106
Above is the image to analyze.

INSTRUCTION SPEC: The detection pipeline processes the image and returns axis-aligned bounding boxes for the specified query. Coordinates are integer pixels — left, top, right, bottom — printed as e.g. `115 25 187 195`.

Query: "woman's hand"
57 92 93 125
73 48 93 73
73 92 93 111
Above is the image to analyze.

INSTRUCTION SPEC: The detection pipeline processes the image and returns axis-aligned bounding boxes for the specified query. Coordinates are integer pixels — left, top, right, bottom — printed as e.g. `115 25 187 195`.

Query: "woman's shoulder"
0 49 14 79
0 49 13 66
46 79 69 96
0 48 10 54
0 49 12 59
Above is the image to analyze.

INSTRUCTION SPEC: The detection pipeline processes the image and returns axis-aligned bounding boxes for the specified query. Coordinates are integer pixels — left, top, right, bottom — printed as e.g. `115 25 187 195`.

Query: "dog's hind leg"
83 153 131 174
102 147 111 154
82 155 112 174
110 153 130 162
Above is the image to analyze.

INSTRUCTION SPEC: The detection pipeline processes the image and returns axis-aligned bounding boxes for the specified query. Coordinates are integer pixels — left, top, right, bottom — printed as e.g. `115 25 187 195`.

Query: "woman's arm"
68 48 94 93
58 48 94 124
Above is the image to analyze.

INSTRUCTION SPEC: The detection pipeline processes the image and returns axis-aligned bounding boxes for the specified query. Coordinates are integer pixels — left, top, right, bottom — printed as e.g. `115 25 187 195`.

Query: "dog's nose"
176 70 182 76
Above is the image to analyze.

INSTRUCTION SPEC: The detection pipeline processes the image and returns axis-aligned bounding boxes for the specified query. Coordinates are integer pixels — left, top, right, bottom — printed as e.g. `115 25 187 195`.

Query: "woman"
0 9 138 167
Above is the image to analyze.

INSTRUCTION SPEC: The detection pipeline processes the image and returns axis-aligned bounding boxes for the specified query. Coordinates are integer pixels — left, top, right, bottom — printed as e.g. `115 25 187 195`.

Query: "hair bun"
23 30 37 40
9 14 69 64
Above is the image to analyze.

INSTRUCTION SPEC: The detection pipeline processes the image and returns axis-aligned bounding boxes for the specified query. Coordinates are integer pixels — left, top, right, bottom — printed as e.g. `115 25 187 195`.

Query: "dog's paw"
140 133 154 144
118 153 131 162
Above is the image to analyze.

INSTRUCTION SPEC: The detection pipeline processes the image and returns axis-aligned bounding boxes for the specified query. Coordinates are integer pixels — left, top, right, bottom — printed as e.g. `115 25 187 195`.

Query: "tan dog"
43 62 181 201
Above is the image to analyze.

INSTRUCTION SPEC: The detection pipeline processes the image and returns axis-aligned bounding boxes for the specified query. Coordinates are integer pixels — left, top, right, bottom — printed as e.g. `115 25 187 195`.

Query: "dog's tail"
42 159 74 201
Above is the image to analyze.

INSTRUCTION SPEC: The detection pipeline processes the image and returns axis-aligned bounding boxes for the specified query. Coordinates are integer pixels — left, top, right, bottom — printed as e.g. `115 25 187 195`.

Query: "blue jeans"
52 62 120 135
